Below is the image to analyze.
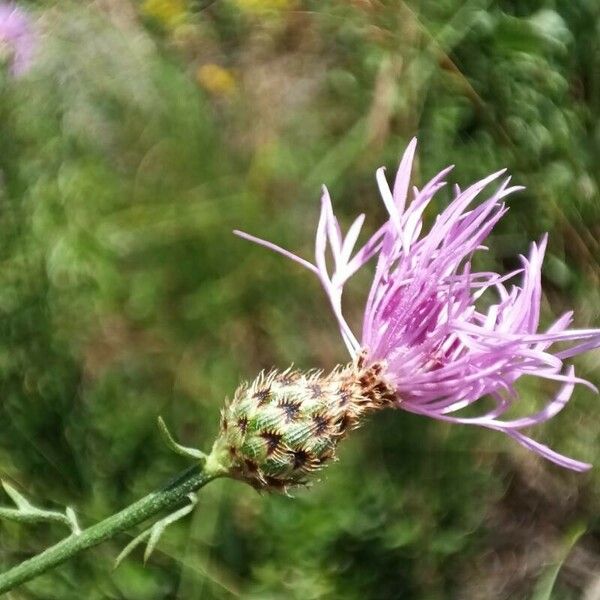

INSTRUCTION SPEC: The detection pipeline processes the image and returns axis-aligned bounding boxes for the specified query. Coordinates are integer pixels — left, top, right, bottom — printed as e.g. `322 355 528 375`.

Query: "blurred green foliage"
0 0 599 598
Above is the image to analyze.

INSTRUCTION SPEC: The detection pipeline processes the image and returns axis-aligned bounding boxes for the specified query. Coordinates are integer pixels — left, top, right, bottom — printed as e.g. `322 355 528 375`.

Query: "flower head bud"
209 355 394 491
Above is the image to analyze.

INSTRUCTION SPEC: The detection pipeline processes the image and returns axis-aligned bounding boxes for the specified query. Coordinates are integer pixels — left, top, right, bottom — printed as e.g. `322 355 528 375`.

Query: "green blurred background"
0 0 599 598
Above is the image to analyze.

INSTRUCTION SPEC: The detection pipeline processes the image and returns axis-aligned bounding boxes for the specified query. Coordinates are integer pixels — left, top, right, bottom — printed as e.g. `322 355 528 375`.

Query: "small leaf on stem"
157 417 207 461
114 493 198 568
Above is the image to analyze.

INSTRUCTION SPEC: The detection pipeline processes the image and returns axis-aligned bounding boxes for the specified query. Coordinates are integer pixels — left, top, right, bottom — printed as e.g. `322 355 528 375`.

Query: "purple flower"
0 3 34 76
235 139 600 471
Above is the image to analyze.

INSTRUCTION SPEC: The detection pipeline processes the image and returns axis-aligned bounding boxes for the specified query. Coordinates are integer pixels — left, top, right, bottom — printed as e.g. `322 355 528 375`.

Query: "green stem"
0 464 221 595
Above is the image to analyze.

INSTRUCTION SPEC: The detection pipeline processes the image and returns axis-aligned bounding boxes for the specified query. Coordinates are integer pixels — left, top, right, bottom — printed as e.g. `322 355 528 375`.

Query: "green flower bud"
208 356 395 491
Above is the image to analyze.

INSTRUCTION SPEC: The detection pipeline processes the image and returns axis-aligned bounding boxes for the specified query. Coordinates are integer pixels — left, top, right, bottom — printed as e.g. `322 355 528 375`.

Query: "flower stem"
0 464 220 594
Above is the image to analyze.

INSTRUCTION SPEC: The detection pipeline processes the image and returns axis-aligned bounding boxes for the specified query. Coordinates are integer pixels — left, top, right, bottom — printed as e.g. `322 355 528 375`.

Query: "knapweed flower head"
231 138 600 477
0 3 34 76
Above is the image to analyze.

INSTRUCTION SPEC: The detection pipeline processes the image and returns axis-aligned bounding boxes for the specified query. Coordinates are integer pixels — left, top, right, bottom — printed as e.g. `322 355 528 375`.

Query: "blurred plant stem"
0 464 223 594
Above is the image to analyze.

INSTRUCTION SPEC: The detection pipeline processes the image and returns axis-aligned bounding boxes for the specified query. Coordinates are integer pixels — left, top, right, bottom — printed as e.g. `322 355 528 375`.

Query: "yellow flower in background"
232 0 291 13
196 64 237 97
142 0 187 29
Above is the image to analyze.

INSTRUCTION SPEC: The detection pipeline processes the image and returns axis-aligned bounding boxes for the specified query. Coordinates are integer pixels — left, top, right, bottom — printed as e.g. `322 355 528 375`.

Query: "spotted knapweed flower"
209 139 600 490
0 3 34 76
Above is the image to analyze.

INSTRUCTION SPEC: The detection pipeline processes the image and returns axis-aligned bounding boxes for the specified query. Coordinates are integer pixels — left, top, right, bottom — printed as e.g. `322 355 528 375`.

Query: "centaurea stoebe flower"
224 139 600 481
2 145 600 593
0 3 34 76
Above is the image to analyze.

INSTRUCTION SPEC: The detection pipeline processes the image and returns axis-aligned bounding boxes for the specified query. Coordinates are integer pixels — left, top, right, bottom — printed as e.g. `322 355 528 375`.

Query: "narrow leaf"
144 494 197 563
2 481 34 511
66 507 81 535
114 529 152 569
115 493 198 567
157 417 206 461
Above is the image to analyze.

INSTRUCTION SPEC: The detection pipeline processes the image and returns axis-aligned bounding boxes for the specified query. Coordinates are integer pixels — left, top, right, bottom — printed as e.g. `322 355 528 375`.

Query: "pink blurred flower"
236 139 600 471
0 3 34 76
